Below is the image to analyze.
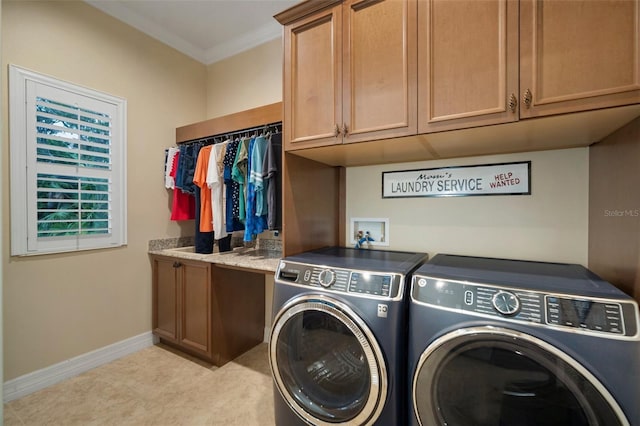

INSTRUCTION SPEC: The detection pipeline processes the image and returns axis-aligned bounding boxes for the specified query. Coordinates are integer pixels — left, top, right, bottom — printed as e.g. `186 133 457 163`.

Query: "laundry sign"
382 161 531 198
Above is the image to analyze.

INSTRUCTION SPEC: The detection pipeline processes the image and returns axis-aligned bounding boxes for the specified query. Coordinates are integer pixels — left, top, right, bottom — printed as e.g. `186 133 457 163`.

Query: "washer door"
413 326 629 426
269 294 387 426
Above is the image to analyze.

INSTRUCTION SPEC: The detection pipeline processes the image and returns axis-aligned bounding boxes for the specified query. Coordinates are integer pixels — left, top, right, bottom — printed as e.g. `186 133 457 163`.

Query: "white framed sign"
382 161 531 198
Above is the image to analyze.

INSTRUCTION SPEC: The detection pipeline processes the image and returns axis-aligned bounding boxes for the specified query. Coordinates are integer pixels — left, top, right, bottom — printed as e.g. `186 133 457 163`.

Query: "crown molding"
85 0 208 63
203 22 283 64
86 1 284 65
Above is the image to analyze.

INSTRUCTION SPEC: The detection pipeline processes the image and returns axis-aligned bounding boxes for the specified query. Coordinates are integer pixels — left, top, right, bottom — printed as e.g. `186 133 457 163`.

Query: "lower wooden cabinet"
151 255 265 366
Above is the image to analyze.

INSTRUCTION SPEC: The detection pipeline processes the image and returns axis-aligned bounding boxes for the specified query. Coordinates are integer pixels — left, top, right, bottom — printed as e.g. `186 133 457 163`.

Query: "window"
9 65 127 255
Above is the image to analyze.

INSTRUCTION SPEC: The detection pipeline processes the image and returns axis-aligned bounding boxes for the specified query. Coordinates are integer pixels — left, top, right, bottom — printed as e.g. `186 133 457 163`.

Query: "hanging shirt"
192 145 214 232
262 132 282 230
169 151 195 221
223 138 244 233
231 138 249 223
175 142 199 195
207 142 228 240
165 147 179 189
244 136 268 242
251 135 268 217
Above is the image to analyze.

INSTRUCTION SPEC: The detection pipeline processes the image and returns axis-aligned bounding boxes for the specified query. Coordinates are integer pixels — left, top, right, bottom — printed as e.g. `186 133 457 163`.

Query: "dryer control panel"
413 276 639 339
277 261 403 300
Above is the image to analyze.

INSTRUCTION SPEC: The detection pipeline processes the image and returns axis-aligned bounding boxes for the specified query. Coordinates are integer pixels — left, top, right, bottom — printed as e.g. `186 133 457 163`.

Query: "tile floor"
4 343 276 426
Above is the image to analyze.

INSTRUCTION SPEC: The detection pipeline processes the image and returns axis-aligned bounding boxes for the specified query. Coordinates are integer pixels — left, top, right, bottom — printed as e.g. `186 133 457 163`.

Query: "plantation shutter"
10 65 127 255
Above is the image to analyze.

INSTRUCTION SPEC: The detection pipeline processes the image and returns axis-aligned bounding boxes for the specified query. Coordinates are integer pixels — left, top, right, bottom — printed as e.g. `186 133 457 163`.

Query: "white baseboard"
3 331 155 403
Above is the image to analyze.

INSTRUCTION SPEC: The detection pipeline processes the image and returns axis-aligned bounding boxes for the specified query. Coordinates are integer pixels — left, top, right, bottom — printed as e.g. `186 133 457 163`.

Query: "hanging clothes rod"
178 121 282 146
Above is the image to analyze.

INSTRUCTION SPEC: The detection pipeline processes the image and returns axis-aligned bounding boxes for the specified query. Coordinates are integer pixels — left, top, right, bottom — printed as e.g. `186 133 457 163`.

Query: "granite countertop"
148 238 282 274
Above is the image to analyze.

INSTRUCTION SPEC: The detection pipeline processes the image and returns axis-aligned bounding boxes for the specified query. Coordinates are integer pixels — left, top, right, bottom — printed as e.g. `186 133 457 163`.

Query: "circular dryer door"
413 326 629 426
269 294 387 426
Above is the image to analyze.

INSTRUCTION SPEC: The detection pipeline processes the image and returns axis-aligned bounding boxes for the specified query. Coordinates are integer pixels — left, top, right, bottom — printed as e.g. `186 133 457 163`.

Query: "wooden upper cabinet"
519 0 640 118
277 0 640 163
343 0 417 144
278 0 417 150
283 3 342 149
420 0 639 132
419 0 519 133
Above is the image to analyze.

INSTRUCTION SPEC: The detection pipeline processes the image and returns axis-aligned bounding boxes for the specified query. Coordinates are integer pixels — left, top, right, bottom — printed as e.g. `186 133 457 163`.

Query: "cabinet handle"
523 89 532 109
342 123 348 137
334 124 340 137
173 261 181 268
508 93 518 113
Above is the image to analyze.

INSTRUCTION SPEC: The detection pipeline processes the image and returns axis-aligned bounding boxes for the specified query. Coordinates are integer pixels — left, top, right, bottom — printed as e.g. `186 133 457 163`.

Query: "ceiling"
85 0 299 65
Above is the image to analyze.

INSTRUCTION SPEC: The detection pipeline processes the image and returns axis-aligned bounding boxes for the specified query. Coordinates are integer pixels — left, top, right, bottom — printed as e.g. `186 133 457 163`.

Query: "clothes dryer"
408 254 640 426
270 247 427 425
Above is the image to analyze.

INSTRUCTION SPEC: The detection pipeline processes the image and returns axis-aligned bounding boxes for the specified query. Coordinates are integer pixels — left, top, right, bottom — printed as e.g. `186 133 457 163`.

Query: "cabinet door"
342 0 417 143
284 3 342 150
179 260 212 357
152 257 178 342
520 0 640 118
418 0 519 133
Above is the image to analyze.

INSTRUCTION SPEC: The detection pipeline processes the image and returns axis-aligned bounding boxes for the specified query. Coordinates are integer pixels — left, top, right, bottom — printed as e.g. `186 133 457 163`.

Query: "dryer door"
413 326 629 426
269 294 387 426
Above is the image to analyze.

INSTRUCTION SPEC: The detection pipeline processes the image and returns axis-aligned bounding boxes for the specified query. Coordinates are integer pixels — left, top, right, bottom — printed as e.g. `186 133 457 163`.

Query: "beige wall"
347 148 589 265
2 0 206 380
206 38 283 118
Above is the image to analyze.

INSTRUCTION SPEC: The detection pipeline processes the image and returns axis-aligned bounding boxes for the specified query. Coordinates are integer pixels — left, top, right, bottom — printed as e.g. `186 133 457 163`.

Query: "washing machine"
408 254 640 426
269 246 428 425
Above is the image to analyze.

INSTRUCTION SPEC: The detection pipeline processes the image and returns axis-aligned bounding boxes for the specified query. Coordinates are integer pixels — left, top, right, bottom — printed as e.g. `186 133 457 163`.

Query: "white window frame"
9 65 127 256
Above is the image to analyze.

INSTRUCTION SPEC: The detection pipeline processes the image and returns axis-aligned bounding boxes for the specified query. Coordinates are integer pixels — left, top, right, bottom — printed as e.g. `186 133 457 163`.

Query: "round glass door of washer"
413 327 628 426
270 295 387 426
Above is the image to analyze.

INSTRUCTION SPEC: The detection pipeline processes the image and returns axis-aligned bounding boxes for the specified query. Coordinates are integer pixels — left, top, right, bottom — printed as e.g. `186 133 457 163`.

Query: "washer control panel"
413 276 639 338
545 296 625 335
277 261 400 299
317 269 336 287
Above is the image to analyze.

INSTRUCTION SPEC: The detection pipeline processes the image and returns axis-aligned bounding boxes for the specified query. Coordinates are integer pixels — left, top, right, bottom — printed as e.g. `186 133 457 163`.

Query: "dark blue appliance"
408 254 640 426
269 247 427 425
